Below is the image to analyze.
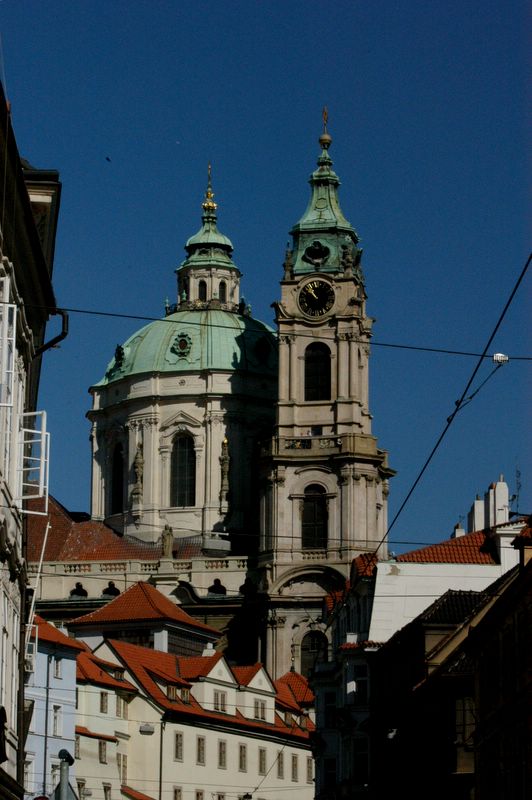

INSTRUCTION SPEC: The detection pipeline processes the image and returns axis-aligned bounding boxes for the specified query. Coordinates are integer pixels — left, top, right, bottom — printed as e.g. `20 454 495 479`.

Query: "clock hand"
307 286 318 299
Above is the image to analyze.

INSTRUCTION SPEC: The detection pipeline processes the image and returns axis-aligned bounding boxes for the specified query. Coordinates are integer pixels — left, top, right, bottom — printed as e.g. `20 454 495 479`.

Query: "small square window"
100 692 108 713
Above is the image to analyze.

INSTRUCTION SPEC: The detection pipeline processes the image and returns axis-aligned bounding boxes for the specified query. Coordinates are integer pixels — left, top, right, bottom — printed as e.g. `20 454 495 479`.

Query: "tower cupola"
288 110 363 280
176 166 242 310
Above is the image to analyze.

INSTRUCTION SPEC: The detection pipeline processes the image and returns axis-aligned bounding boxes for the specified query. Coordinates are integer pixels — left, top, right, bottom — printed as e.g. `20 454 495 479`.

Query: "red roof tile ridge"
396 528 496 565
232 663 262 685
175 652 223 679
32 616 85 651
75 725 118 742
275 671 314 705
122 785 156 800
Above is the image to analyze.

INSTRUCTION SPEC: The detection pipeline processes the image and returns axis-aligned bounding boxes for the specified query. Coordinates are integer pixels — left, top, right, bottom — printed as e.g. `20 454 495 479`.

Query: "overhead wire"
1 299 530 360
372 250 532 556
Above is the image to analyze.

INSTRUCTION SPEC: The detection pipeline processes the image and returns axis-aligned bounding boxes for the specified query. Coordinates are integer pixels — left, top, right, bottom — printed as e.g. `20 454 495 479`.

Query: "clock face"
298 279 335 318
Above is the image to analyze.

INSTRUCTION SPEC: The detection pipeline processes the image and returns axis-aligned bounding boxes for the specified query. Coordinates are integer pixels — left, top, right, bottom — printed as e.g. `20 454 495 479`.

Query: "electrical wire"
372 250 532 556
1 299 530 360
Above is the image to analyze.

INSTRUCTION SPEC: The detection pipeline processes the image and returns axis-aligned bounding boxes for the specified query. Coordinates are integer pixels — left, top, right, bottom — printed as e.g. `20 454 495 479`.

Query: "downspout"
42 653 51 795
33 307 69 359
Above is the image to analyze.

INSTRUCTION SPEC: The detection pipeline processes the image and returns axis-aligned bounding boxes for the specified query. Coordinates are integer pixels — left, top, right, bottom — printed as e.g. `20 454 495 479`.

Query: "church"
30 122 394 679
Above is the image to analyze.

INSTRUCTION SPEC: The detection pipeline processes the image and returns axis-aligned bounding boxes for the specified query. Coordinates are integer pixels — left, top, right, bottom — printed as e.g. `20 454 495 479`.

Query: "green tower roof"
289 112 363 279
180 165 236 272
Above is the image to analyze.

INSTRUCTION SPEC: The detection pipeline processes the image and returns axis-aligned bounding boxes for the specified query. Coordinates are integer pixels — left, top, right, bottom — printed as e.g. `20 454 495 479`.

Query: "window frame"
170 434 196 508
304 342 331 401
258 747 266 776
301 484 328 550
238 743 247 772
196 735 206 766
291 753 299 782
174 731 183 761
217 739 227 769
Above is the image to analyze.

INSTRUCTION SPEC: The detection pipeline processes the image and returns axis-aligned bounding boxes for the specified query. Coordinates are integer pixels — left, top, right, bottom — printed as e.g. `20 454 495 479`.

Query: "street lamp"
58 749 74 800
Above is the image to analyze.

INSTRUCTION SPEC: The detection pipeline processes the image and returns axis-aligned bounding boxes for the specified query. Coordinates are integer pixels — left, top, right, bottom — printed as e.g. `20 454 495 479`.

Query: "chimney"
451 522 466 539
202 642 215 657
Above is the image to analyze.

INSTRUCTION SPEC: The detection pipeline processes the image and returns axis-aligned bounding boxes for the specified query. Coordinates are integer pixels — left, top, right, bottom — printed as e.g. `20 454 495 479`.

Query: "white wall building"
70 628 314 800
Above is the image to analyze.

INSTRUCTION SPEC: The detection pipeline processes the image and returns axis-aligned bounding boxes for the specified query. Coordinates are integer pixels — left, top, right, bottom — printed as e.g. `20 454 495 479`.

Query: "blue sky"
2 1 529 552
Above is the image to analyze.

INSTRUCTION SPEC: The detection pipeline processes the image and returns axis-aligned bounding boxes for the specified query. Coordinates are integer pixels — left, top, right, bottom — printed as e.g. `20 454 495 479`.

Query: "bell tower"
258 117 394 677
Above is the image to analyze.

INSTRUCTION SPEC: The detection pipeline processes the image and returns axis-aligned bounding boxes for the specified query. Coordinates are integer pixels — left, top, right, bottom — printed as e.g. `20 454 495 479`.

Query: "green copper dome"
95 309 277 386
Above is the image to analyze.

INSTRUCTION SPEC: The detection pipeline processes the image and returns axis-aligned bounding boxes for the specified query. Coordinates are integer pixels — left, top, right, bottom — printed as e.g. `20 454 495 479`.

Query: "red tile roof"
338 640 382 651
352 552 379 577
396 529 497 565
275 671 314 708
121 786 155 800
77 650 136 692
105 639 311 741
232 664 262 686
27 496 161 563
68 582 218 635
175 652 223 679
274 677 302 712
31 615 85 652
512 518 532 543
75 725 118 743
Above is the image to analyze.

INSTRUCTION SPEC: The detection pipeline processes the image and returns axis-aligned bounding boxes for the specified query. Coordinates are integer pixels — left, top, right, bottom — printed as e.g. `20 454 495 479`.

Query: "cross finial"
322 106 329 132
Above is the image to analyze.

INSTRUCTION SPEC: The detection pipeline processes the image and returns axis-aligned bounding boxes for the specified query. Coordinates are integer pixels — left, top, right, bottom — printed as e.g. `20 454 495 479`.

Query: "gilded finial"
319 106 332 150
202 162 218 214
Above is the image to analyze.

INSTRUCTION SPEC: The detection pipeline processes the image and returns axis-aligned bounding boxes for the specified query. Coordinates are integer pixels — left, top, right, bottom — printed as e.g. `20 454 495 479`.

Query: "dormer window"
253 699 266 720
181 688 190 703
214 690 227 712
167 685 179 701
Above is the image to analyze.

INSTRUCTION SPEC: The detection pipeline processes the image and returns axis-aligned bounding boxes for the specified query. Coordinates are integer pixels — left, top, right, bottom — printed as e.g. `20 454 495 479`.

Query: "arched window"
198 280 207 302
170 435 196 507
302 484 327 549
110 442 124 514
219 280 227 303
300 631 328 678
304 343 331 401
